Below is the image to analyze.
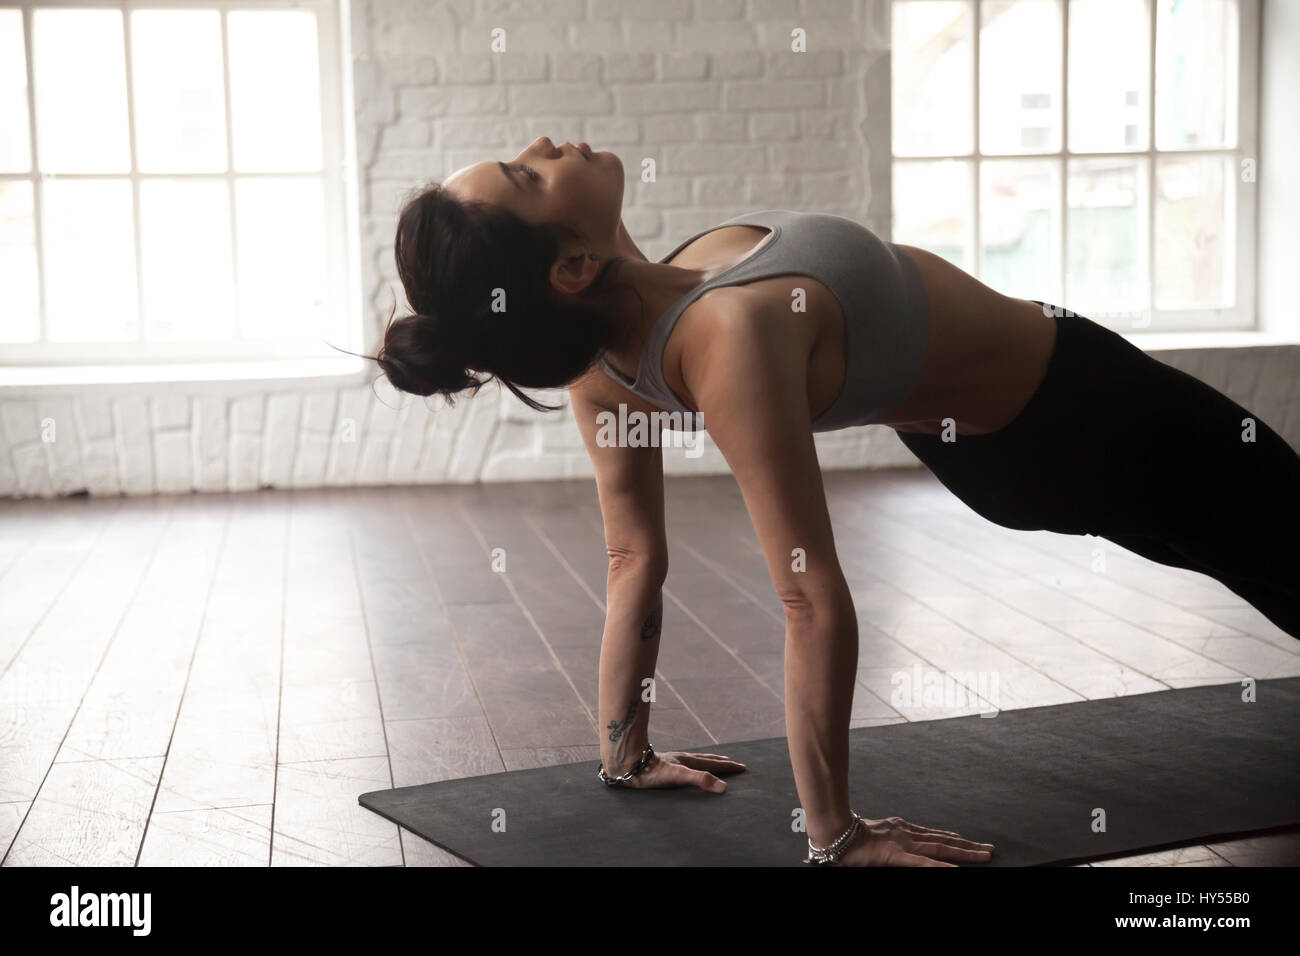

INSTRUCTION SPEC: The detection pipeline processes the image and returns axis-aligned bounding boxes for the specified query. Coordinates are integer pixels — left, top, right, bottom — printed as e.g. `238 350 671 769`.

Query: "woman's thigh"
1091 351 1300 587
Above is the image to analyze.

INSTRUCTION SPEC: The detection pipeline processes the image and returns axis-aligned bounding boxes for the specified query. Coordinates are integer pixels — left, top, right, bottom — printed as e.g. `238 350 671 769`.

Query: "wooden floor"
1 467 1297 867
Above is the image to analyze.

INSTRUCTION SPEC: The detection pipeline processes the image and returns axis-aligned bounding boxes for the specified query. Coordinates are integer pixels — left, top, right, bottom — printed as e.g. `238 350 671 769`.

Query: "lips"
577 141 592 159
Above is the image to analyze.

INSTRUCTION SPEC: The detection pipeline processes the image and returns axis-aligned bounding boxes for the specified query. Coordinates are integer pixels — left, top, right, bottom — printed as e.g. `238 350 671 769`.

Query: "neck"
595 220 710 378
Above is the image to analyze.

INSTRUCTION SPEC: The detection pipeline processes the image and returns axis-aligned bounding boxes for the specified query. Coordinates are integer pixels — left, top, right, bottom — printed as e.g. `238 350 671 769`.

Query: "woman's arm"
569 385 667 775
569 381 746 791
678 298 858 846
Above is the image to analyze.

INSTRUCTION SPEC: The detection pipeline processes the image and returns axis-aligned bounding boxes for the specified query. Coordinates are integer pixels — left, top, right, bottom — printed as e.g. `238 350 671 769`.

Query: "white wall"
1 0 919 497
1258 0 1300 336
0 0 1295 498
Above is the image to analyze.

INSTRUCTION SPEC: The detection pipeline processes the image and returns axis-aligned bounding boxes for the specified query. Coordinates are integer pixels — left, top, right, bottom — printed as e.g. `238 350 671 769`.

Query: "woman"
370 136 1300 867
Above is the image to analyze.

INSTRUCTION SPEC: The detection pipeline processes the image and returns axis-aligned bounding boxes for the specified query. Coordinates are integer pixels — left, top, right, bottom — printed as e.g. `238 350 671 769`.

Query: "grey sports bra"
598 209 931 433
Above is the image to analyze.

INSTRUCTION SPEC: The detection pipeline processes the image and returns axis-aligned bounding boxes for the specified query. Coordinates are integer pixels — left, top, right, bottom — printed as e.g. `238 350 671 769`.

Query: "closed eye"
517 164 540 182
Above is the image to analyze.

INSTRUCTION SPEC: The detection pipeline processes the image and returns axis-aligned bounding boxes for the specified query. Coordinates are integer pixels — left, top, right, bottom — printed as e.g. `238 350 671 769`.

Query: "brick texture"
0 1 1295 498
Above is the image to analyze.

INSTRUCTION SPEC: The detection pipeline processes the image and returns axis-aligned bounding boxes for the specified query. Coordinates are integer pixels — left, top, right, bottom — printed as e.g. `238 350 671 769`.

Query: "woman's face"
443 136 625 249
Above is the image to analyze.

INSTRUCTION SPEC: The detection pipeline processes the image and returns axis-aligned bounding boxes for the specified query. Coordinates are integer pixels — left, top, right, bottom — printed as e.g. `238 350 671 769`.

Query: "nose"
528 135 561 158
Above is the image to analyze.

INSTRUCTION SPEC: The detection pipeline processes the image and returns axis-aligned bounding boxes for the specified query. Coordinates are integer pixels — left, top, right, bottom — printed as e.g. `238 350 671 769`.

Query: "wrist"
601 734 650 775
807 809 858 849
804 811 864 866
598 742 655 787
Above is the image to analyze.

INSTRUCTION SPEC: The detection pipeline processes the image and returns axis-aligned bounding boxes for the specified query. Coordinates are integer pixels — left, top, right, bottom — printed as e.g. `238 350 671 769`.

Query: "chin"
607 152 625 193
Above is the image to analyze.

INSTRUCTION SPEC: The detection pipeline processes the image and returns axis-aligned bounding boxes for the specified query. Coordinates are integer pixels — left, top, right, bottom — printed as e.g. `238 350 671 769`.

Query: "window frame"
890 0 1261 332
0 0 363 367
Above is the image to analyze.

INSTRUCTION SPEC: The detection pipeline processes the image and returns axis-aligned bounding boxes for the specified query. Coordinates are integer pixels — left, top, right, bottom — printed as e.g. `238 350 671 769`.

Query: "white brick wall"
1 0 1296 498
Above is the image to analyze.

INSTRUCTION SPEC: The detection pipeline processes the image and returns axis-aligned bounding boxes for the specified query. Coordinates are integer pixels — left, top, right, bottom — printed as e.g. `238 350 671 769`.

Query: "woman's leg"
896 309 1300 639
1083 327 1300 636
1102 531 1300 638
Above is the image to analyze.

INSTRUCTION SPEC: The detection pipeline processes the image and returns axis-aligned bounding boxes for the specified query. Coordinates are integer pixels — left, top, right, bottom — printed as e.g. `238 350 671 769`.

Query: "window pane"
1066 158 1149 319
42 179 137 341
1069 0 1149 152
235 177 327 339
1155 156 1234 310
140 179 234 340
893 160 974 270
32 9 130 173
979 159 1061 301
980 0 1062 155
132 10 227 173
0 10 31 173
1155 0 1237 150
892 1 973 157
0 181 39 342
229 11 322 172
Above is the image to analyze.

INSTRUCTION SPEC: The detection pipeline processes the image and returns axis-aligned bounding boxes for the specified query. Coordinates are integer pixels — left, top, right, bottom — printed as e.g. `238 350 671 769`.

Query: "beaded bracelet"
803 812 864 865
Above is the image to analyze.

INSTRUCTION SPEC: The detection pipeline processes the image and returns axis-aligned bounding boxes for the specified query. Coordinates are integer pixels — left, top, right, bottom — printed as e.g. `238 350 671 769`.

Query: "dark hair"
365 181 634 412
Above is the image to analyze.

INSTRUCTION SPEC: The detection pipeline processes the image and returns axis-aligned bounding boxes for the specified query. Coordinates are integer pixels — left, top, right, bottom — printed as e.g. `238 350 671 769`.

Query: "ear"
549 241 601 296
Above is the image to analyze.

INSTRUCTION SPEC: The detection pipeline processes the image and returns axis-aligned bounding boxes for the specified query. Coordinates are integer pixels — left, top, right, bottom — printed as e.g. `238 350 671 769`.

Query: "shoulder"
679 284 769 340
667 290 812 451
673 286 803 401
567 359 665 423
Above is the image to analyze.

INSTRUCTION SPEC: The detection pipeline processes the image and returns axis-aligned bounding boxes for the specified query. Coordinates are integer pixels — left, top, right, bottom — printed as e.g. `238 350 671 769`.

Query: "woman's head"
373 136 632 411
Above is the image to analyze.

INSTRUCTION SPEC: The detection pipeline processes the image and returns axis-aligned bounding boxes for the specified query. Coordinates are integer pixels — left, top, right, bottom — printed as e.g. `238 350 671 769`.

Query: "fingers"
882 841 957 867
619 758 727 792
902 821 964 838
906 839 994 864
663 751 742 764
899 851 958 867
685 767 726 793
635 760 727 792
675 753 747 774
908 830 996 854
896 819 995 853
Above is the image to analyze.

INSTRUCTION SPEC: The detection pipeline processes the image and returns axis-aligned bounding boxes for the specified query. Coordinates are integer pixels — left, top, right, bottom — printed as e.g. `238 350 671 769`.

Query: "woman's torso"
588 212 1058 437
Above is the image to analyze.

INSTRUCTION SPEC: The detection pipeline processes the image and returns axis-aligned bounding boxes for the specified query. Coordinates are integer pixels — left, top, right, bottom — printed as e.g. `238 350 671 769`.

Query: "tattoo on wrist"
639 600 663 642
607 701 638 742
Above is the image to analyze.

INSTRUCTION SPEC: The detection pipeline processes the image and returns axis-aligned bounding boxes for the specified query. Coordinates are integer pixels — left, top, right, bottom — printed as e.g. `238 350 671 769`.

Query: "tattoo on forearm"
607 701 638 742
639 600 663 642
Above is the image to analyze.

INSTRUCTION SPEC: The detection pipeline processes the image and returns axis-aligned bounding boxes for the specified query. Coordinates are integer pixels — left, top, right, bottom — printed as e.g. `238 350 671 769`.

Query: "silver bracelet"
597 743 655 787
803 812 864 865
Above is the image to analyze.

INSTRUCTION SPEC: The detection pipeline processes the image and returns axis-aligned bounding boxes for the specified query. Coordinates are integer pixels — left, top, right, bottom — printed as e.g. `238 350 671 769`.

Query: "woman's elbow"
778 578 854 627
607 546 668 585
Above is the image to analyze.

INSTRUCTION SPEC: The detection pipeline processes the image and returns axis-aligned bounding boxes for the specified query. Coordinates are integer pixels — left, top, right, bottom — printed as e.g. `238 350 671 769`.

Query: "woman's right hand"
834 815 995 867
607 751 746 793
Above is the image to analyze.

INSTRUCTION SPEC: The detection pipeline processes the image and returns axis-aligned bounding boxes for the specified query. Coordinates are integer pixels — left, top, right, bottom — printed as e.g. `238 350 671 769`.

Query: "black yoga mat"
359 678 1300 866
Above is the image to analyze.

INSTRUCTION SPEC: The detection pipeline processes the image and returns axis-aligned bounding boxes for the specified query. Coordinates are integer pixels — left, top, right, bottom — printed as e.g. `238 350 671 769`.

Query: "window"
0 1 360 367
891 0 1259 331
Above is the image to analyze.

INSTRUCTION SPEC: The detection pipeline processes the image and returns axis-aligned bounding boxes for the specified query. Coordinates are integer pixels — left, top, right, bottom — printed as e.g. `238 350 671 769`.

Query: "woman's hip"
893 305 1280 535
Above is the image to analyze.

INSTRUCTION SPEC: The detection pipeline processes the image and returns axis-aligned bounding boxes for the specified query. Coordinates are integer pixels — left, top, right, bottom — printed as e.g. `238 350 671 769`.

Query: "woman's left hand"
834 815 995 866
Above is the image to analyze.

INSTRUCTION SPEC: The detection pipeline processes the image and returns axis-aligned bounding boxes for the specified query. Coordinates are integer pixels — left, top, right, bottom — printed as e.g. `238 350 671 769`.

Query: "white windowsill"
1123 329 1300 350
0 330 1295 394
0 356 370 391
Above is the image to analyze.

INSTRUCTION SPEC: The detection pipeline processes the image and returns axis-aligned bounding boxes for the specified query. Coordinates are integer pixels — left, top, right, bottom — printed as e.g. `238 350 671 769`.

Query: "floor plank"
57 495 227 764
3 467 1295 867
138 805 274 866
152 493 284 818
269 756 401 867
6 757 163 866
0 497 124 675
0 498 172 826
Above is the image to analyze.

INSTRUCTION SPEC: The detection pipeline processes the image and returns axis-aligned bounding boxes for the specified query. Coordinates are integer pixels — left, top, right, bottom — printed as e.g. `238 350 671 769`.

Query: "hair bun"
377 311 482 399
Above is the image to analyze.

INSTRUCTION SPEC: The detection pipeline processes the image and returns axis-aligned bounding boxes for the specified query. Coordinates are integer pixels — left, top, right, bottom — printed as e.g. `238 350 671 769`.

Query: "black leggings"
896 306 1300 640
